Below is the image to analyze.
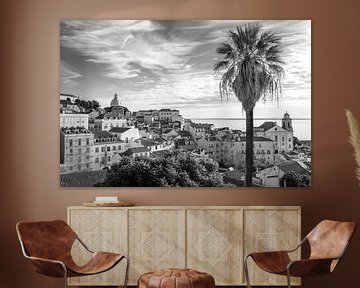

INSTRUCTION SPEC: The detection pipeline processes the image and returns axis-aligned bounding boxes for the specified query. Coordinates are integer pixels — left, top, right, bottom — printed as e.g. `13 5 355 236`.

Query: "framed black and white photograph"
60 20 311 187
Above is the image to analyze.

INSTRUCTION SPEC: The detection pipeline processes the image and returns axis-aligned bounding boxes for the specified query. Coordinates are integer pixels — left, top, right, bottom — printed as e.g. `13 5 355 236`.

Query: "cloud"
60 61 83 92
61 20 311 117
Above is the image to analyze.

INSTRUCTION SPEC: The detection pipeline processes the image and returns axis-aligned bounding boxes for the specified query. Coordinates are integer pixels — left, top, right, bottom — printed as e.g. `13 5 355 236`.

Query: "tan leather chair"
16 220 129 288
244 220 356 288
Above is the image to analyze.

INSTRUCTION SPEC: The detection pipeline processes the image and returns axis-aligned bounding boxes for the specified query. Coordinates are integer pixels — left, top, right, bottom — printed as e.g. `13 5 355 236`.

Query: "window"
113 146 116 151
282 136 285 142
118 145 121 150
101 157 105 164
107 156 111 161
69 139 73 147
101 147 105 152
275 135 278 141
86 164 90 168
78 139 81 146
78 157 81 163
86 155 89 160
78 164 81 171
78 148 81 153
86 147 90 153
107 147 110 151
86 138 90 145
95 147 99 153
69 148 73 154
267 150 271 154
95 157 99 164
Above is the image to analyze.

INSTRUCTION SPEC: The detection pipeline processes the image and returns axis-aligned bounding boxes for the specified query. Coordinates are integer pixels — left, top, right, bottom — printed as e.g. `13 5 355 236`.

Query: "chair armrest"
287 258 336 277
246 251 291 274
25 255 67 278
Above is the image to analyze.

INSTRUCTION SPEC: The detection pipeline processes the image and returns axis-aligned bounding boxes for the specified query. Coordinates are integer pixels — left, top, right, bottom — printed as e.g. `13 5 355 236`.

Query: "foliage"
346 109 360 186
214 22 284 111
214 22 284 187
279 171 310 187
100 150 233 187
293 136 302 147
75 99 100 112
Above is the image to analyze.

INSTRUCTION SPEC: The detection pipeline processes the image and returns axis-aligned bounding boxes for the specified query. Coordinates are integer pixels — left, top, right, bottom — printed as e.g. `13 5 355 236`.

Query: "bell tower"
282 111 293 132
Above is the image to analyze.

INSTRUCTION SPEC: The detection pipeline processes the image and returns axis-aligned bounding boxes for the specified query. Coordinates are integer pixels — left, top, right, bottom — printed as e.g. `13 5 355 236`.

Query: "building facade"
254 113 294 153
60 112 89 129
60 127 94 174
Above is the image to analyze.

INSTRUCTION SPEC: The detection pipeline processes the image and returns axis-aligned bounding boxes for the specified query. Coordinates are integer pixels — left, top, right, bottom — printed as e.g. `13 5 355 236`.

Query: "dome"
110 93 120 107
283 111 290 118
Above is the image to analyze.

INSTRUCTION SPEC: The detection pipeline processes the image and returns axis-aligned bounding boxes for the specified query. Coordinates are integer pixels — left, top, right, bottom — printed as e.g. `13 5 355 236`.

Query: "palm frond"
346 109 360 186
213 60 229 73
214 22 284 111
215 43 233 56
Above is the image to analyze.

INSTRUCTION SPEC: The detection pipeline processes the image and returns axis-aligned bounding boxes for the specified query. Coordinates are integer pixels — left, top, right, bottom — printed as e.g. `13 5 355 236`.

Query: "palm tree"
214 22 284 187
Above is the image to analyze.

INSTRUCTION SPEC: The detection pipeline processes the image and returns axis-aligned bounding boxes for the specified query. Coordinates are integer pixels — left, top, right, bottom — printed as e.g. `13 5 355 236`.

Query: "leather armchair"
244 220 356 288
16 220 129 288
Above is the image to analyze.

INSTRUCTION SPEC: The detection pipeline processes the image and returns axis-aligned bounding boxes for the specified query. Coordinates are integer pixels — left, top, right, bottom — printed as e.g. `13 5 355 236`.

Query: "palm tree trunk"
245 109 254 187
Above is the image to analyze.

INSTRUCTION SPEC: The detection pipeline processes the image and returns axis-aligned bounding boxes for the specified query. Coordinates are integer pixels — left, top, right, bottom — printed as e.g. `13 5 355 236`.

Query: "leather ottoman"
138 268 215 288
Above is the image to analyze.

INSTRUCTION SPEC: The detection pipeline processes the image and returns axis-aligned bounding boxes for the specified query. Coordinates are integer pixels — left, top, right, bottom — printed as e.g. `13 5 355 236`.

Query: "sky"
60 20 311 120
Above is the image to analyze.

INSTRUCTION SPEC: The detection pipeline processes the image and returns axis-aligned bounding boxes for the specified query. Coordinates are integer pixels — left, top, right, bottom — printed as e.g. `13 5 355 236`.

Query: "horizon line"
190 117 311 120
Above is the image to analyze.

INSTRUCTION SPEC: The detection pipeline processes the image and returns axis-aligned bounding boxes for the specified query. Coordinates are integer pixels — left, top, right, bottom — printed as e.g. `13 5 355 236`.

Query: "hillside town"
60 93 311 187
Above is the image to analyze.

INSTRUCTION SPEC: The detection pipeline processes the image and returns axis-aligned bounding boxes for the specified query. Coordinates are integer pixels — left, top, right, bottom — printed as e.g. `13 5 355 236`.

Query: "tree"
279 171 310 187
99 150 233 187
214 22 284 186
280 171 300 187
74 99 100 112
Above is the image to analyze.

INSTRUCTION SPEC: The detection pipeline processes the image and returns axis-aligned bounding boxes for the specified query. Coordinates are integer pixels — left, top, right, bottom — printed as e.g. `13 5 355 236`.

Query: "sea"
190 118 311 141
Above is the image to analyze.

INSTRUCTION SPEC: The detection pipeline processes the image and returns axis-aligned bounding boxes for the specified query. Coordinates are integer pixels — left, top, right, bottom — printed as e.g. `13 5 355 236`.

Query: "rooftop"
61 127 91 134
277 161 310 175
141 138 165 146
60 170 107 187
257 121 277 131
108 127 131 133
122 147 150 156
93 131 114 139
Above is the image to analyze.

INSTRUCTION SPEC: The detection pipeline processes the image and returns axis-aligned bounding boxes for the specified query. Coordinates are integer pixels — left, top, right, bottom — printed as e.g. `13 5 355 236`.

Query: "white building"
257 161 311 187
197 135 275 168
60 111 89 129
108 127 140 143
93 116 128 132
122 147 151 158
60 127 94 174
159 108 182 122
184 121 213 140
140 138 173 152
254 112 294 153
93 131 140 170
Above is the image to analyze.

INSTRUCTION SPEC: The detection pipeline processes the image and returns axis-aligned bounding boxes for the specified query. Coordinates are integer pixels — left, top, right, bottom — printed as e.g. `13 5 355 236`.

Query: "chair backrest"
16 220 77 261
307 220 356 261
